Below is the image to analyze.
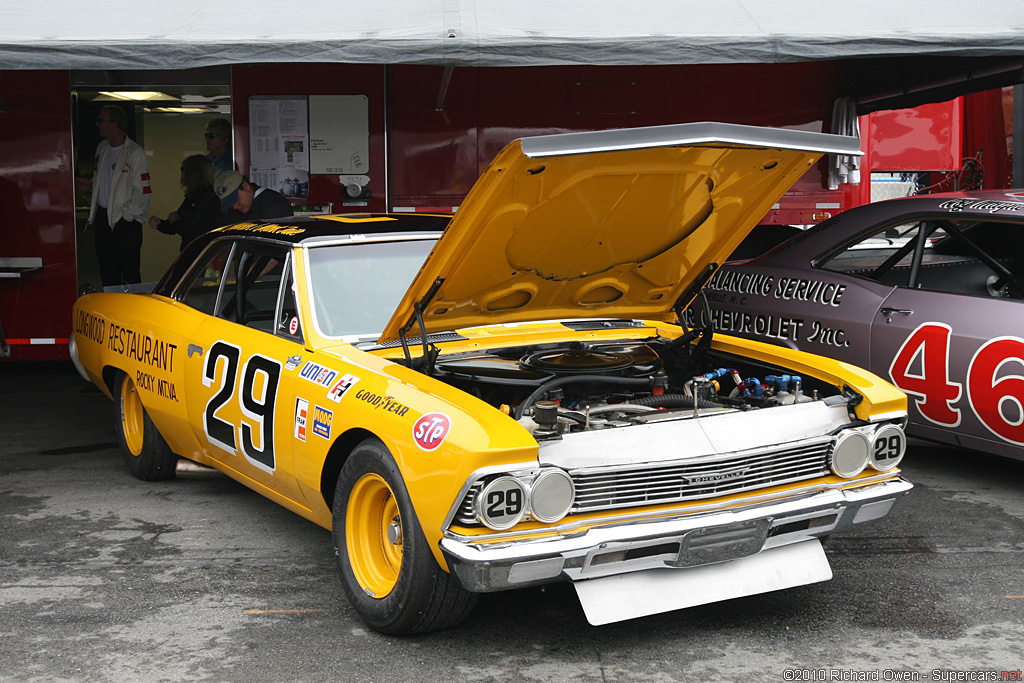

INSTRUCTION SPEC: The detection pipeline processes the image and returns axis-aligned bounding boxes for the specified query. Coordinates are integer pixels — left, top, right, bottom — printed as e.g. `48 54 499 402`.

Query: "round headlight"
869 424 906 471
475 476 527 530
831 430 870 478
530 469 575 523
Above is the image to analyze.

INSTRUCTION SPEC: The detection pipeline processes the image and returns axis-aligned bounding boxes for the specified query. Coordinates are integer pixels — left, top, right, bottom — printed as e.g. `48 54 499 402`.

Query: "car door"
181 239 310 506
868 218 1024 458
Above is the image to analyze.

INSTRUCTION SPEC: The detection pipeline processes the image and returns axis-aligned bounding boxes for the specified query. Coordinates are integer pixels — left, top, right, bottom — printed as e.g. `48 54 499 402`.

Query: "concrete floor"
2 361 1024 682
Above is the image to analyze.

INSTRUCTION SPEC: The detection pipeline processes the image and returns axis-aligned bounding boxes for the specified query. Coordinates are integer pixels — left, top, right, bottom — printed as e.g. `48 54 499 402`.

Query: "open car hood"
378 122 861 345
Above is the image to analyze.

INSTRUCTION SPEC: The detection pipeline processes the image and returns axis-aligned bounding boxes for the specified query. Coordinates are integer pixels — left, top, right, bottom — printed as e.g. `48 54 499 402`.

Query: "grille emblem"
682 468 750 485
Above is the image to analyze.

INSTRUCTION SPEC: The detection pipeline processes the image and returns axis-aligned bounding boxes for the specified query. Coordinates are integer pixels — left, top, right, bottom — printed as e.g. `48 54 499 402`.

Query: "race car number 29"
889 323 1024 445
202 341 282 471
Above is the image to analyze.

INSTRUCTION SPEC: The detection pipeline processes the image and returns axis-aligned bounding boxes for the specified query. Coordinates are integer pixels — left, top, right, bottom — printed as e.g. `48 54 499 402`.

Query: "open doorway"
71 68 232 293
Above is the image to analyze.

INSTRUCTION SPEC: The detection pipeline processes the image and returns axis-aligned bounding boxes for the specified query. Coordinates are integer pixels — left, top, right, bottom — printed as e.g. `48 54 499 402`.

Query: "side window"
178 242 235 315
820 220 924 287
821 218 1024 299
214 243 302 337
274 262 304 342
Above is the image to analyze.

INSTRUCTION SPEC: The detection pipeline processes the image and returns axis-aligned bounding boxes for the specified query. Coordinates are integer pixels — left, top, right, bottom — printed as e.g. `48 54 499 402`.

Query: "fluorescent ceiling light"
144 107 213 114
96 91 176 101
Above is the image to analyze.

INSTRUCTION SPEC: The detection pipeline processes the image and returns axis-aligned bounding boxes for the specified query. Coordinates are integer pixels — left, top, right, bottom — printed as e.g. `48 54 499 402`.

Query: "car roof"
205 212 452 245
153 213 452 296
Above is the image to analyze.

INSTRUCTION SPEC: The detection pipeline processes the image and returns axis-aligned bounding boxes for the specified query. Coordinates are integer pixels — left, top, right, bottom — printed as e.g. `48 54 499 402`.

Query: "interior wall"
140 111 221 280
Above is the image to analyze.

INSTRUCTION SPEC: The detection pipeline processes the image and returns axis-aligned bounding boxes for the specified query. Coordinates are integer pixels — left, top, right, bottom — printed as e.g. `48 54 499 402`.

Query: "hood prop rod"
398 277 445 376
672 263 717 327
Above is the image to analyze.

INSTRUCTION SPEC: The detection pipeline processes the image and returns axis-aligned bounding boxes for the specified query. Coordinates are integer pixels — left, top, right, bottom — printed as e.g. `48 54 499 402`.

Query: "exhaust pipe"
175 459 226 479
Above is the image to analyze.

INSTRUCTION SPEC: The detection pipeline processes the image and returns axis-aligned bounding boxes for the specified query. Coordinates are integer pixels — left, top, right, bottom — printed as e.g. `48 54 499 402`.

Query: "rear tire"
332 437 477 634
113 371 177 481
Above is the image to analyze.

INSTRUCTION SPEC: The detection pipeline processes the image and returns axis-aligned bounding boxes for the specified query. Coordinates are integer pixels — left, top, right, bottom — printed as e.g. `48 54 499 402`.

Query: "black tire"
113 371 178 481
332 438 477 634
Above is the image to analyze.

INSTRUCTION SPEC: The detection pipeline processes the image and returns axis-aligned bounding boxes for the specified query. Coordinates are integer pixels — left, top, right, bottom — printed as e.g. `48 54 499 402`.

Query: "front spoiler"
440 477 912 593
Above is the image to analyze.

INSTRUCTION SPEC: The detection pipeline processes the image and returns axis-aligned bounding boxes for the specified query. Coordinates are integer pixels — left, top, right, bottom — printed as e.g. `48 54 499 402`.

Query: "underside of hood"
379 122 861 345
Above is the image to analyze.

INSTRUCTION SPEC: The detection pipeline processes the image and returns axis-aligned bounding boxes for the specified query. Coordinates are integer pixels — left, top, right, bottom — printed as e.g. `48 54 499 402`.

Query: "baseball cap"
214 170 244 199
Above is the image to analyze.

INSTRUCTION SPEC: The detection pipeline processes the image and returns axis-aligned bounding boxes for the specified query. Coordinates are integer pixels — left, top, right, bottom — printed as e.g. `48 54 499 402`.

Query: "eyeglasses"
95 118 110 123
204 133 219 139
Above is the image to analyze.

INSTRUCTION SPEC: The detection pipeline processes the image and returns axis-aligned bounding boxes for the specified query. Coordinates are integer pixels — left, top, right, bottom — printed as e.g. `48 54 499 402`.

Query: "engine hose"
513 374 652 420
627 393 720 410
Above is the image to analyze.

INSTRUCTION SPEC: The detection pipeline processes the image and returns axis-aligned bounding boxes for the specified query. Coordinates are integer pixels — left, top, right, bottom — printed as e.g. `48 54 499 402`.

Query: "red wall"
0 71 76 360
388 62 854 221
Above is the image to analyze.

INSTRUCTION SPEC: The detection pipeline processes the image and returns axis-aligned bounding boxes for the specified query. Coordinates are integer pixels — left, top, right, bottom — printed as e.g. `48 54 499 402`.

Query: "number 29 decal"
202 340 282 472
889 323 1024 445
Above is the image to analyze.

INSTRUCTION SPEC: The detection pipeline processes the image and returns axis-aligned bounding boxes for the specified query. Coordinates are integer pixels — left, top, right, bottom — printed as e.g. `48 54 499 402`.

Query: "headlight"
475 476 527 530
831 429 870 478
529 469 575 523
869 424 906 471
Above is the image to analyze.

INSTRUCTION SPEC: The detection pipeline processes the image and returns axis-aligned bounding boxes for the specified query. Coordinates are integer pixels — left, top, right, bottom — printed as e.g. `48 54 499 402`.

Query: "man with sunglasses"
204 118 236 211
86 105 151 288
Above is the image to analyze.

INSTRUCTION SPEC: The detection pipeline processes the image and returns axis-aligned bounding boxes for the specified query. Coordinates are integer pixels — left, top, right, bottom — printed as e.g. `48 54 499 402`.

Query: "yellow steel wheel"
113 371 177 481
119 374 145 457
346 473 403 598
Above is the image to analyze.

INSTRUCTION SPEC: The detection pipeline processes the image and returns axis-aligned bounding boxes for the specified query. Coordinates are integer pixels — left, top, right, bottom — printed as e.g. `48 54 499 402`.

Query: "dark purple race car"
692 190 1024 461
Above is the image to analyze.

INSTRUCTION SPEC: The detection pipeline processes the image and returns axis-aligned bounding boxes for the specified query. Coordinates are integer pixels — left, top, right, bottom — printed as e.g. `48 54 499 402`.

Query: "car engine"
430 328 841 438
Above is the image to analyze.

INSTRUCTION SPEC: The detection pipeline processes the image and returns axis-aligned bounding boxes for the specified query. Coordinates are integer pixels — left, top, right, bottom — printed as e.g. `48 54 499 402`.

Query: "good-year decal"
889 323 1024 446
202 341 282 473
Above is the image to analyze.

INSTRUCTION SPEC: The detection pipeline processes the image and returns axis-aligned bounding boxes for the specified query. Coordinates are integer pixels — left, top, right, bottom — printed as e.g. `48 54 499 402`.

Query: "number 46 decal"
889 323 1024 445
202 341 281 472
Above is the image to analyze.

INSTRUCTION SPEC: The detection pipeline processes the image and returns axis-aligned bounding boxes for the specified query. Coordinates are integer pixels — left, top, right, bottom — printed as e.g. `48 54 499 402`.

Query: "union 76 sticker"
412 413 451 452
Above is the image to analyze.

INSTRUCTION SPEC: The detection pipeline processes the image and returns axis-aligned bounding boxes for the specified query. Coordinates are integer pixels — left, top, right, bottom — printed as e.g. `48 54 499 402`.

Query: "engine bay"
427 327 850 438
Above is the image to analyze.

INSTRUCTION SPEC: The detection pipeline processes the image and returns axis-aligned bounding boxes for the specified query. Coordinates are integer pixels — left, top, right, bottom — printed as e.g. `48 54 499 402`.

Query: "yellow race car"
71 122 911 634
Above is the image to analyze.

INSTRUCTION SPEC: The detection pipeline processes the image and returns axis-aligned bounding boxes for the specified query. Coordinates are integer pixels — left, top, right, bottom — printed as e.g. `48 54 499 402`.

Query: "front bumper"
440 477 912 592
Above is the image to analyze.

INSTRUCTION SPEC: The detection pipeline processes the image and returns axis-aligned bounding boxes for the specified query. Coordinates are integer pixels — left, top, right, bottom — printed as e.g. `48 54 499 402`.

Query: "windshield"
306 238 438 338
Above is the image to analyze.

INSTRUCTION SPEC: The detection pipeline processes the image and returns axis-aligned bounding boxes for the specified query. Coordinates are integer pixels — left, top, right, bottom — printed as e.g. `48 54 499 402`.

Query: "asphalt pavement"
2 361 1023 682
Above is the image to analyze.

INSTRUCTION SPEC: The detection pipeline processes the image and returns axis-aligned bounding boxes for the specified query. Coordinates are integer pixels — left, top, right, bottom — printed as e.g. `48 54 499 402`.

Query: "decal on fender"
294 398 309 442
413 412 451 452
327 374 360 402
312 405 333 440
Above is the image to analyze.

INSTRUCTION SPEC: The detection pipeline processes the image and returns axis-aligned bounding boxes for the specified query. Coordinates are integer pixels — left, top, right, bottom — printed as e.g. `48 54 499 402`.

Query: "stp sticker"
412 412 451 452
327 373 360 402
294 398 309 442
289 316 299 335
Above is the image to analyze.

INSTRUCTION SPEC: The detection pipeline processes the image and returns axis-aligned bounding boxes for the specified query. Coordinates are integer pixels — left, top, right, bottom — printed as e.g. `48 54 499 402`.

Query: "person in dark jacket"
148 155 221 251
215 170 293 224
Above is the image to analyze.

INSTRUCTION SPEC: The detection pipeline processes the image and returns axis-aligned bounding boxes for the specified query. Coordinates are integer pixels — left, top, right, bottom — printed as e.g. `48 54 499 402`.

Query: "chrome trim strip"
440 477 912 592
443 470 903 544
519 122 864 159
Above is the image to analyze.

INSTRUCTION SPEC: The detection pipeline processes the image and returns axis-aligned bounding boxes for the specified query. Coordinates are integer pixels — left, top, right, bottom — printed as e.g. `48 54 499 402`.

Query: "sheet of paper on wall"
309 95 370 175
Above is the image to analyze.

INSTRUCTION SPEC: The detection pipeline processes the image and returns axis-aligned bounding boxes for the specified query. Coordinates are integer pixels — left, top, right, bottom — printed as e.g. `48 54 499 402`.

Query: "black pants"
93 206 142 287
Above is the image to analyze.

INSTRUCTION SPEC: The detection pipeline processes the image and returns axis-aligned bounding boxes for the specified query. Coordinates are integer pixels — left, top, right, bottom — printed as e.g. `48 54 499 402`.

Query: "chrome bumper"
440 477 912 593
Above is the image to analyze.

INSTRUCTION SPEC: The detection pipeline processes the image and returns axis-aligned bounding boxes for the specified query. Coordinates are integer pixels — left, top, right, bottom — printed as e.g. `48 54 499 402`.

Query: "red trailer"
0 64 1016 360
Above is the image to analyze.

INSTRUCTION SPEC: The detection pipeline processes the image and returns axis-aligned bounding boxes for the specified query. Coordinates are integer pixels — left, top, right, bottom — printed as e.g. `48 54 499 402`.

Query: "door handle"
880 307 912 323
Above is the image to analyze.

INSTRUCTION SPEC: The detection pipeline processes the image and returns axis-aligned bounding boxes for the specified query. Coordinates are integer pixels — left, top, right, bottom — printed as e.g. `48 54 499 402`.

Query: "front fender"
710 333 907 421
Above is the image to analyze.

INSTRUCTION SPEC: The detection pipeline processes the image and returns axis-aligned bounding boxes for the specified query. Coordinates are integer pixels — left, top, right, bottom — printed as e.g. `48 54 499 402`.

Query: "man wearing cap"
215 170 293 224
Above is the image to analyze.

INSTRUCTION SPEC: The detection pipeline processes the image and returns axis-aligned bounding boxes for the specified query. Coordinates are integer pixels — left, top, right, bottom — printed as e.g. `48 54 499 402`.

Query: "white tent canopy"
3 0 1024 70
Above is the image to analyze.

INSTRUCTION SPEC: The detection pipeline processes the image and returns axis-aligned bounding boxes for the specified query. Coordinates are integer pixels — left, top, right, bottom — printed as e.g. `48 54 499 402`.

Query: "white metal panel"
573 539 831 625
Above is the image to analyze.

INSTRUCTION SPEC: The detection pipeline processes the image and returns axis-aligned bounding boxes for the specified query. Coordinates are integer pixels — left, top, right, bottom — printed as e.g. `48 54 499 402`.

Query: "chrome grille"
452 436 833 527
571 437 832 512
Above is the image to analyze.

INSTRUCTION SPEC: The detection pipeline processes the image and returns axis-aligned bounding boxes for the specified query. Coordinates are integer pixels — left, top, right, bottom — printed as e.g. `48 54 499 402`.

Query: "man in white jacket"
87 105 151 287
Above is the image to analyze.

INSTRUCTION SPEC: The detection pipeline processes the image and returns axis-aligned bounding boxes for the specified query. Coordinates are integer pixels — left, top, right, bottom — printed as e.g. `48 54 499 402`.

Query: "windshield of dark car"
306 238 437 338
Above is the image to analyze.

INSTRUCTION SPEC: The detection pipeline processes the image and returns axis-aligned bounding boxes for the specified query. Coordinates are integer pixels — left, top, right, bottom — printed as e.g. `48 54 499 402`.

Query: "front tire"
113 371 177 481
332 438 477 634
